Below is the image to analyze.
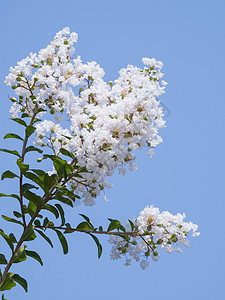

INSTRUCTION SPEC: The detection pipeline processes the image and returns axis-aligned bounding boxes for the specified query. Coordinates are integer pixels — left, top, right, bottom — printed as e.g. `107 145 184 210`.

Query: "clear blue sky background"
0 0 224 299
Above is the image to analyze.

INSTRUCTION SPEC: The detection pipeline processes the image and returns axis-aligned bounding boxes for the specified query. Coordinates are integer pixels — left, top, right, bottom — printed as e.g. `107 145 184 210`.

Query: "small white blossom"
109 205 199 269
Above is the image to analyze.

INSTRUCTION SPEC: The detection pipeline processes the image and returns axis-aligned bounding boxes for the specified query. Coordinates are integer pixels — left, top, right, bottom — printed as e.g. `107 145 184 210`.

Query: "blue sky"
0 0 225 299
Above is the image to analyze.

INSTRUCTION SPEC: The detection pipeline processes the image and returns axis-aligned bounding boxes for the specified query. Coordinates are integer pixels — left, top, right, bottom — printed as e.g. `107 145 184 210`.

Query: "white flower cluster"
109 205 200 269
5 28 167 205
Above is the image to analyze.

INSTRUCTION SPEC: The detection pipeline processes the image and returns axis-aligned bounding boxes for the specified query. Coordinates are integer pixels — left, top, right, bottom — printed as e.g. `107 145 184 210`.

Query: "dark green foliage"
0 149 20 157
12 246 27 264
26 250 43 266
107 219 121 232
11 118 27 127
0 273 16 291
35 229 53 248
0 254 7 265
25 146 43 154
12 274 28 292
55 230 68 254
88 233 102 259
4 133 23 141
1 171 19 181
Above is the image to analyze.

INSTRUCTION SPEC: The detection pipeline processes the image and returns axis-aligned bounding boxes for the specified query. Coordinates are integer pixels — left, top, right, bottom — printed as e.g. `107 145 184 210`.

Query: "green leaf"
128 219 135 231
99 226 103 231
35 229 53 248
4 133 23 141
21 113 30 118
1 170 19 181
17 158 29 173
22 183 38 193
25 146 43 154
88 233 102 259
27 201 37 216
12 246 27 264
0 254 7 264
23 190 44 206
43 217 49 228
37 108 46 114
26 250 43 266
119 225 126 232
0 193 20 202
54 194 73 207
24 172 46 192
12 118 27 127
0 273 16 291
59 148 74 158
55 204 65 226
22 226 36 241
31 169 46 181
2 215 23 226
76 222 93 231
55 185 80 201
43 173 57 190
79 214 94 229
107 219 121 232
13 274 28 292
0 148 20 157
9 233 17 243
43 204 59 219
2 293 7 300
43 155 71 180
33 118 41 124
0 230 14 251
64 223 74 234
25 126 35 138
55 230 68 254
61 134 72 140
13 211 22 218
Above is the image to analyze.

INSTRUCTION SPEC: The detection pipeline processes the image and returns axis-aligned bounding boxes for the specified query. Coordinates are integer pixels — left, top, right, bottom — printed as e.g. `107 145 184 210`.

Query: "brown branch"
34 225 139 237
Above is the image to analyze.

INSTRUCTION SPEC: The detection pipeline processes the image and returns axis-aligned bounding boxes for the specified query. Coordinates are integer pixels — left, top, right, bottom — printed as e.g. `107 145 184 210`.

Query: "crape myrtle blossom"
3 28 200 272
5 27 166 206
109 206 200 269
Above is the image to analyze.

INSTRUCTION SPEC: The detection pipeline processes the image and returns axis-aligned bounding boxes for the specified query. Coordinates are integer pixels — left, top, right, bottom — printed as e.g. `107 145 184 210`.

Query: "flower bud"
153 251 158 256
145 251 150 257
10 97 17 102
33 63 39 68
12 85 17 89
37 158 42 162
